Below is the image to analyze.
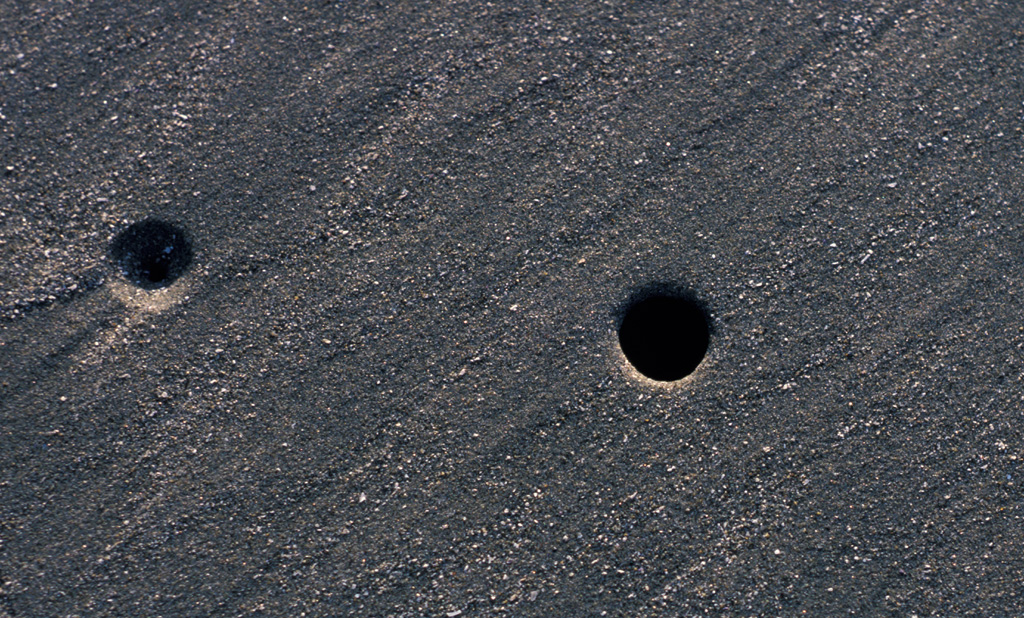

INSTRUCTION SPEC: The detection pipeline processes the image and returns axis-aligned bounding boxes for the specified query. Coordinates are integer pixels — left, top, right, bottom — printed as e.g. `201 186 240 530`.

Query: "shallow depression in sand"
109 219 193 290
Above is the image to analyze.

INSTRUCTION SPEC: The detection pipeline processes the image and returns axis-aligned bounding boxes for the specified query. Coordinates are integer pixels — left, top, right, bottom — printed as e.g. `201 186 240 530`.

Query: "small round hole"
109 219 193 289
618 293 709 381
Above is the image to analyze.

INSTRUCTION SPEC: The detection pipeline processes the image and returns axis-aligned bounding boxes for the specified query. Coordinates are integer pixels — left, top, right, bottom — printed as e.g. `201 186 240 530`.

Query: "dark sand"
2 1 1023 616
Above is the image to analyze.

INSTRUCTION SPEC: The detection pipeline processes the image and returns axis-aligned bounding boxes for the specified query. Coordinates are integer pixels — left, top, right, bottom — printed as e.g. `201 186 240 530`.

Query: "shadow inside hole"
109 219 193 289
617 290 710 382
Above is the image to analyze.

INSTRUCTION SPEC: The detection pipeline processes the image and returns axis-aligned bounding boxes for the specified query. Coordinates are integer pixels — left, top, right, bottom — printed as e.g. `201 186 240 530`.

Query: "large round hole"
618 293 709 381
109 219 193 289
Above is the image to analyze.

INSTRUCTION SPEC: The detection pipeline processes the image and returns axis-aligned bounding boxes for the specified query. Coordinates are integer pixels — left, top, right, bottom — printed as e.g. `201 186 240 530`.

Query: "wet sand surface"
2 1 1023 616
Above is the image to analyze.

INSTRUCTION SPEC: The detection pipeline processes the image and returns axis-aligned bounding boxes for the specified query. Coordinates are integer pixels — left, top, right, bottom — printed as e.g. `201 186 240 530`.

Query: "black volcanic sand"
2 2 1023 616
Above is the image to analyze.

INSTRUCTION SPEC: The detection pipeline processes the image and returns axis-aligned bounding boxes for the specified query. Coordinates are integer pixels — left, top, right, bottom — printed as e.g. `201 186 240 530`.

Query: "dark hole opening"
618 293 709 381
109 219 192 289
141 258 170 283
